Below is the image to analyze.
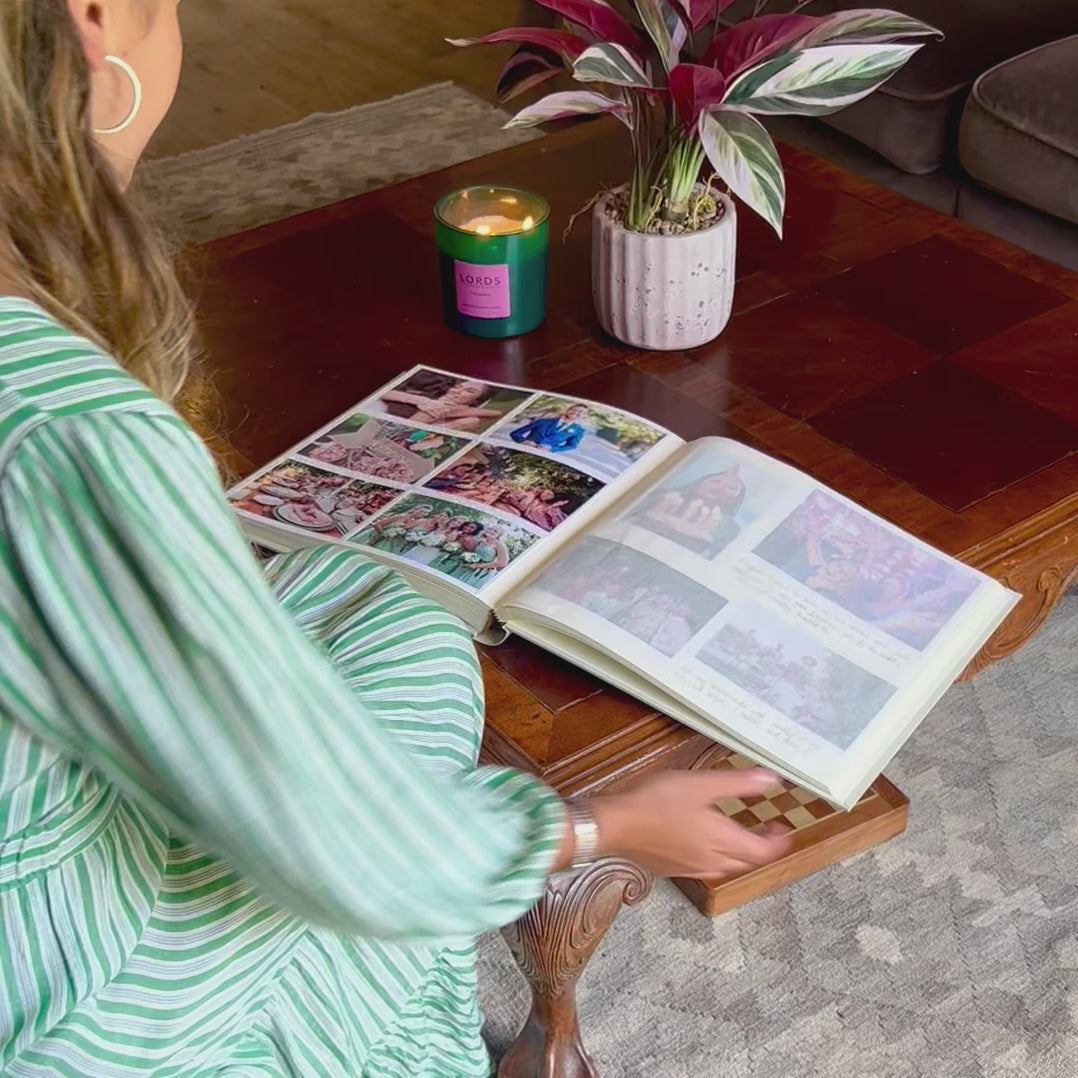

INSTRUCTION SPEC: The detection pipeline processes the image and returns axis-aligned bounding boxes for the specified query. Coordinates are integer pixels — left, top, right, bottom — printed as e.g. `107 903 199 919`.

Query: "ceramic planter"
592 187 737 351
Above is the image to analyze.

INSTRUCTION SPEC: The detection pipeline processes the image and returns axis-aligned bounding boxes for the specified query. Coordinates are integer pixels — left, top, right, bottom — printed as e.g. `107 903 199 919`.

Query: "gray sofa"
517 1 1078 269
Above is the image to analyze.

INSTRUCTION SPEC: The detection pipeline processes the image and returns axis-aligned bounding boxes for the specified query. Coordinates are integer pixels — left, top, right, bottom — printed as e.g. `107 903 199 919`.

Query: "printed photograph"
696 604 896 750
621 449 774 560
231 460 400 537
487 393 668 481
535 536 727 657
422 445 604 532
365 368 531 434
754 490 980 650
299 414 467 483
353 495 539 590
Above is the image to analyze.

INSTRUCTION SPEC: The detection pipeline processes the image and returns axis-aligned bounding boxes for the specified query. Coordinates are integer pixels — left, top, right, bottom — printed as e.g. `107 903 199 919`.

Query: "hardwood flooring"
149 0 519 158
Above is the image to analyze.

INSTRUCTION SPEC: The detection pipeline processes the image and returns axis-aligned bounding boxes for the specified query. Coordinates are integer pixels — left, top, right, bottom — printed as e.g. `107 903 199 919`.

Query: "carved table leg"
498 858 653 1078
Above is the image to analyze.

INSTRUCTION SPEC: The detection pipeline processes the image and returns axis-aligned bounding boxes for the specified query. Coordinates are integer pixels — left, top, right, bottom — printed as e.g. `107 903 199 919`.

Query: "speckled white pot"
592 186 736 350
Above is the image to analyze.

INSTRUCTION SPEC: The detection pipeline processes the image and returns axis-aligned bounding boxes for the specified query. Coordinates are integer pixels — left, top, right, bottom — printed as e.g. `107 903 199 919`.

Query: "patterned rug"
138 83 536 247
479 592 1078 1077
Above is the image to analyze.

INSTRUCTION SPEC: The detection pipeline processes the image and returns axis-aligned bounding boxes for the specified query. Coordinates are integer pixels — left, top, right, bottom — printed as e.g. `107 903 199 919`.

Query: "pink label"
454 260 511 319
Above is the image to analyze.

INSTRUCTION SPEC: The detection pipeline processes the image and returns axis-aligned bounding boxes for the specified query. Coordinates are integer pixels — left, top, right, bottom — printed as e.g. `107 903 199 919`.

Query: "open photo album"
227 365 1018 809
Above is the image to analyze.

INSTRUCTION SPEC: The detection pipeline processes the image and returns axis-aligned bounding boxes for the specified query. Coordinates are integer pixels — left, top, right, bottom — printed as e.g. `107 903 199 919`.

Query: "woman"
0 3 791 1075
456 525 510 588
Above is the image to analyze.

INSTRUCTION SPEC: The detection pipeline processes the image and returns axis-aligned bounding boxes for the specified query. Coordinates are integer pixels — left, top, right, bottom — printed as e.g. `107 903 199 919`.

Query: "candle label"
454 260 511 320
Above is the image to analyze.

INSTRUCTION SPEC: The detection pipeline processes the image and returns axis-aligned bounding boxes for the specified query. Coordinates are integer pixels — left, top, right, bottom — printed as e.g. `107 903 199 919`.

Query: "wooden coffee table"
187 120 1078 1078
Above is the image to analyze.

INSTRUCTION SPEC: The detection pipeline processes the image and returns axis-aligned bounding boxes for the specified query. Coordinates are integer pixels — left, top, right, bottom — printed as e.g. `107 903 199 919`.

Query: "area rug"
479 592 1078 1078
138 83 537 247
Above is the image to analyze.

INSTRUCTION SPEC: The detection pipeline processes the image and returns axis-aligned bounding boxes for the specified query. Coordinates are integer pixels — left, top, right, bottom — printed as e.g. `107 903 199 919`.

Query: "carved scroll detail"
499 859 652 1078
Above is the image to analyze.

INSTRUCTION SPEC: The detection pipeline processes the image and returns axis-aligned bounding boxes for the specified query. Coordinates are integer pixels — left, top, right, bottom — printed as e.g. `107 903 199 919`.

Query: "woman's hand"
555 768 793 881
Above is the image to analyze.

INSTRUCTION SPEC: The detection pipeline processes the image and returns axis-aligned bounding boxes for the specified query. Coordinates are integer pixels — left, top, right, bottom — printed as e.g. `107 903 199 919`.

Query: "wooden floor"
149 0 519 158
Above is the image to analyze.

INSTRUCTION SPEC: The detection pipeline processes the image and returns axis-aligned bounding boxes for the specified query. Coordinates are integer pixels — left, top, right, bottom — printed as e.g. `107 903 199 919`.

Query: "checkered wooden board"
679 750 906 916
711 752 870 834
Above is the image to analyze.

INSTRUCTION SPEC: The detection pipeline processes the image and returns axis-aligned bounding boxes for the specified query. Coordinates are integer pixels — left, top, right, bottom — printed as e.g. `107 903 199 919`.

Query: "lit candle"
434 186 549 339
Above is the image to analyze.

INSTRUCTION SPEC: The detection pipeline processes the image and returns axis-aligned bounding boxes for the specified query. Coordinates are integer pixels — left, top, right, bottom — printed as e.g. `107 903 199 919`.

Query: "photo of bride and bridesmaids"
423 445 603 532
755 490 980 649
535 537 727 658
353 495 538 590
230 460 399 537
299 414 466 484
625 451 770 560
366 368 530 434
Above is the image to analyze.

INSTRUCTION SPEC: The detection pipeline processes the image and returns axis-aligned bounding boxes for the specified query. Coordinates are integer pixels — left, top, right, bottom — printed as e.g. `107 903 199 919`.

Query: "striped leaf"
698 108 785 236
797 9 942 48
723 42 922 116
531 0 641 52
505 90 631 129
447 28 589 61
633 0 687 71
670 0 740 33
573 43 652 88
497 50 565 104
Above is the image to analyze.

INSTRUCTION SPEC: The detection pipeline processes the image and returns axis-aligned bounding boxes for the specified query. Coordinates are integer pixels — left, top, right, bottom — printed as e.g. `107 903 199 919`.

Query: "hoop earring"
93 55 142 136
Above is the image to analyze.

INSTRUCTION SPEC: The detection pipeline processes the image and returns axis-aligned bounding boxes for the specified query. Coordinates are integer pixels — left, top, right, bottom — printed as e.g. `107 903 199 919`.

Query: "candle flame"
522 215 535 231
475 224 491 236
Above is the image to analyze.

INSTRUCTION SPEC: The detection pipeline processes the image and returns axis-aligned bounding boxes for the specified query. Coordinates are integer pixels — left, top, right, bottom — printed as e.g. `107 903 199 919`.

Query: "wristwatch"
566 800 601 870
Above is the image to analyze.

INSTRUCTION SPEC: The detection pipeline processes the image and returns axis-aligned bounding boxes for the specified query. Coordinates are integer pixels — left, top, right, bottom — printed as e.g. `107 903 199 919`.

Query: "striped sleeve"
0 410 564 940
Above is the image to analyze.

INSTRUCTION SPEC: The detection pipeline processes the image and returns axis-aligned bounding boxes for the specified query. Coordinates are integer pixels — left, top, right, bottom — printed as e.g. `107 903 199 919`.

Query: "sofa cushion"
723 0 1078 174
959 36 1078 226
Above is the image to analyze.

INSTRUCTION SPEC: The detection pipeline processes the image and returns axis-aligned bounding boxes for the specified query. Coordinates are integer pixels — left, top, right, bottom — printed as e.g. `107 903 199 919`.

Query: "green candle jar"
434 186 549 339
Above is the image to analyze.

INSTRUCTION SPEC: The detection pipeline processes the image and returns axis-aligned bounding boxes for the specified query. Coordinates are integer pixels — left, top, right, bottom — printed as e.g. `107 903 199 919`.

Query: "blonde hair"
0 0 193 401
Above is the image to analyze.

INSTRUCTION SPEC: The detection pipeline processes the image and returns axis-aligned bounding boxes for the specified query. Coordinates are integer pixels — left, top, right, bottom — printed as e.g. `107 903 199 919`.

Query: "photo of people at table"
625 450 770 559
488 393 668 481
353 495 538 590
536 537 727 658
231 460 399 537
696 604 896 751
754 490 980 650
422 445 603 532
299 414 467 483
365 367 530 434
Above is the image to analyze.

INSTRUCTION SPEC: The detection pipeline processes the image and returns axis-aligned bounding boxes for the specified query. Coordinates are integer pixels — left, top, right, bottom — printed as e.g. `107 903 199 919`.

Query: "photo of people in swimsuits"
299 414 467 484
535 536 727 658
230 460 400 538
366 368 530 434
488 393 668 481
696 603 896 750
754 490 980 650
624 450 771 560
422 445 603 532
353 495 538 590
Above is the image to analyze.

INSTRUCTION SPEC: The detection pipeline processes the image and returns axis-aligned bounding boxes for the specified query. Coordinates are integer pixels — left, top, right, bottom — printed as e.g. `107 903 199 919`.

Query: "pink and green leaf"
633 0 687 72
447 28 590 61
698 108 785 236
796 10 942 48
505 89 632 129
530 0 642 52
723 42 923 115
669 0 740 33
573 43 652 87
668 64 727 128
496 50 566 103
702 14 818 80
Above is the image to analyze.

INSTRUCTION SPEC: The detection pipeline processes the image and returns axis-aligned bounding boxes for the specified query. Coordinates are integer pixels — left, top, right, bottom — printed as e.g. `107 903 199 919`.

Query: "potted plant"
452 1 939 350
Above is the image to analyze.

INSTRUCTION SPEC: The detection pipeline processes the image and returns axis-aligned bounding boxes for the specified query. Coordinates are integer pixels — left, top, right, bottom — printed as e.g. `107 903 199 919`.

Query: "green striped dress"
0 299 564 1076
